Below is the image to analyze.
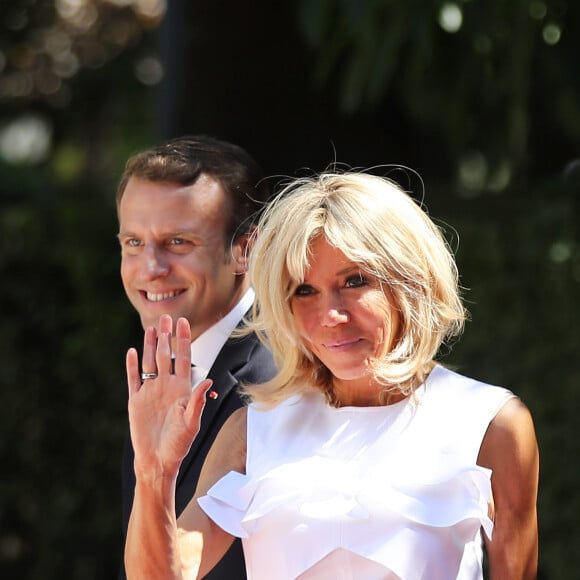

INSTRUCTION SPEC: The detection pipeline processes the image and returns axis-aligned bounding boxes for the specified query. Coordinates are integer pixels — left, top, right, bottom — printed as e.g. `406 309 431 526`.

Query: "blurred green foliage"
298 0 580 184
0 0 578 578
442 182 580 578
0 156 145 577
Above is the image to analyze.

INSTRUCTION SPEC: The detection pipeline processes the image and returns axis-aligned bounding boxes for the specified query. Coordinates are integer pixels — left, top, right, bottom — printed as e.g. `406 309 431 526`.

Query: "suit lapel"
176 334 255 487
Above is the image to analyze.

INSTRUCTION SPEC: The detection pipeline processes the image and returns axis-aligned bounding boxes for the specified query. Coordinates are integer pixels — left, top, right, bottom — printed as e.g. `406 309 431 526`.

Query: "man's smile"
143 289 186 302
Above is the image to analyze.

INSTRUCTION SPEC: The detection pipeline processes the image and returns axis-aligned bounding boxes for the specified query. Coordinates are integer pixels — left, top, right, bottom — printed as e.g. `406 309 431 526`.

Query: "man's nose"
142 245 170 278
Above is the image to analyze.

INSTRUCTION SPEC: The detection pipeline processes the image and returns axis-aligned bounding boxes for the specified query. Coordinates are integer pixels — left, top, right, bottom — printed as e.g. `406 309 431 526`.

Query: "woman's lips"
324 338 362 351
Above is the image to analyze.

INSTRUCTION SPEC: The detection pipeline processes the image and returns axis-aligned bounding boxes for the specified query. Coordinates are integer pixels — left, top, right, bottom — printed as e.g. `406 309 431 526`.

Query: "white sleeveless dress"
198 365 515 579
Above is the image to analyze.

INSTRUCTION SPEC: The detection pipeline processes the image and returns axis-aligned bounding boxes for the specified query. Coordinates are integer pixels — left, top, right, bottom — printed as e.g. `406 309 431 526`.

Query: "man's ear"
231 227 257 274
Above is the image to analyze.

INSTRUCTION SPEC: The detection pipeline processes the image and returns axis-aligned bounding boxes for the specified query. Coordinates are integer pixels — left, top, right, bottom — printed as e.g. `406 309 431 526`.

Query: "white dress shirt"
189 287 255 386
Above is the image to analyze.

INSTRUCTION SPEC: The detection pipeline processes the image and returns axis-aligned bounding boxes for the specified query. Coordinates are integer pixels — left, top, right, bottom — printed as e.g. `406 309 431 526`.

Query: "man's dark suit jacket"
119 330 277 579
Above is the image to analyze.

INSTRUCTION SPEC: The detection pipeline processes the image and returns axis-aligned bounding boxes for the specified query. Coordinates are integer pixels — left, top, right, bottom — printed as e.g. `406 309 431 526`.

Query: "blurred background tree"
0 0 578 578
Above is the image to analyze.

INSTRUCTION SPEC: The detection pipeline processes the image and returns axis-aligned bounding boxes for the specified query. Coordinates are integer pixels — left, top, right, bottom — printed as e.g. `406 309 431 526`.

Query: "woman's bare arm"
177 406 248 578
478 397 539 580
124 315 240 579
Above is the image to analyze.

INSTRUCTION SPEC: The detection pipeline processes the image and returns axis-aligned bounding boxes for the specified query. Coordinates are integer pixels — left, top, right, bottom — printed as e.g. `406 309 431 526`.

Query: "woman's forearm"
125 475 201 580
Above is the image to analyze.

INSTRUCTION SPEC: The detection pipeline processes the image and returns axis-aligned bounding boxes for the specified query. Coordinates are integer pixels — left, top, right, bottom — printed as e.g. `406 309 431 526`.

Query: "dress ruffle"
198 454 493 578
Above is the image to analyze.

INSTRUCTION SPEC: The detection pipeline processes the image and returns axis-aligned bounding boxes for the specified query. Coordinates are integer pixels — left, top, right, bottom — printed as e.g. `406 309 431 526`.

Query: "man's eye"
294 284 314 296
126 239 141 247
345 274 368 288
169 238 187 245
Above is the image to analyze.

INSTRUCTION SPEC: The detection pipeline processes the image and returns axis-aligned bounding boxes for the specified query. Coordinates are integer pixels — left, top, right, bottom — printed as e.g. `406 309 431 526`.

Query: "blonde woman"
125 172 539 579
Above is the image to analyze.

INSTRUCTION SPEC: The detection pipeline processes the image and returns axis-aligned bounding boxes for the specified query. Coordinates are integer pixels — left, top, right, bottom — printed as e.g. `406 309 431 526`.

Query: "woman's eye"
345 274 368 288
294 284 315 296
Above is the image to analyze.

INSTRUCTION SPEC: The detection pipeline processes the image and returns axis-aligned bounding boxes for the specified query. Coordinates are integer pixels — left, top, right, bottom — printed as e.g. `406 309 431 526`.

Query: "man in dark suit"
116 135 277 579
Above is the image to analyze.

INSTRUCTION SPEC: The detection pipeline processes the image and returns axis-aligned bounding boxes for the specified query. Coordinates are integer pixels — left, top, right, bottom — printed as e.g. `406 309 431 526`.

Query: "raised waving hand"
126 314 211 481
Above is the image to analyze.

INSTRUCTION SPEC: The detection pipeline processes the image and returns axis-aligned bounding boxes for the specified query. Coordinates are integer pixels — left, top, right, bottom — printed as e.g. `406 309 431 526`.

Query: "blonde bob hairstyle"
244 171 466 408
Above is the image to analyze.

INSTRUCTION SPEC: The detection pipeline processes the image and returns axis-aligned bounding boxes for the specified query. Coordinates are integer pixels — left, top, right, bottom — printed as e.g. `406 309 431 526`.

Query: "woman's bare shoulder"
479 397 536 464
194 406 248 498
478 396 538 516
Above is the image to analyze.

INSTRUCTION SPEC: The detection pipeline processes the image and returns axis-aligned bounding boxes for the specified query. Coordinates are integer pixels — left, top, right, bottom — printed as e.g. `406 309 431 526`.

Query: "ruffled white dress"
198 365 514 579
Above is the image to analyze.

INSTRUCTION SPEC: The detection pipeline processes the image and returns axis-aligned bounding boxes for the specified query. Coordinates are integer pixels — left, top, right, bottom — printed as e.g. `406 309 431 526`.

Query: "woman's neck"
328 379 407 408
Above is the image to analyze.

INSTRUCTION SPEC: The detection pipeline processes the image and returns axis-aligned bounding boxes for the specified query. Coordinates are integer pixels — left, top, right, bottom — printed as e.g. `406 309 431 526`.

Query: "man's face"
118 174 249 339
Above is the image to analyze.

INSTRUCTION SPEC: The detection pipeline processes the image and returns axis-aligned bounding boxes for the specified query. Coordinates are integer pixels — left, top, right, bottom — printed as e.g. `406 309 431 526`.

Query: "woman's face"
290 236 400 394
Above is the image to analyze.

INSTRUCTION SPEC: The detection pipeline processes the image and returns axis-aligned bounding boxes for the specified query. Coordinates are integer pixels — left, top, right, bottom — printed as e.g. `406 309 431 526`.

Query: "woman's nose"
320 293 349 327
